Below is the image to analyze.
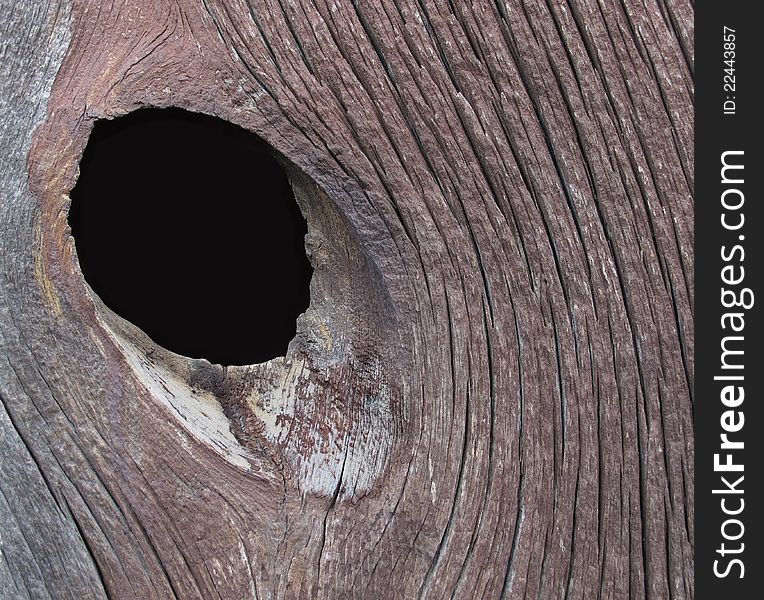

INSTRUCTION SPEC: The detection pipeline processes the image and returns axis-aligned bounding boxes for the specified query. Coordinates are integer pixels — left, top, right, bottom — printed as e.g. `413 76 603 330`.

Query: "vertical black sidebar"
696 2 762 598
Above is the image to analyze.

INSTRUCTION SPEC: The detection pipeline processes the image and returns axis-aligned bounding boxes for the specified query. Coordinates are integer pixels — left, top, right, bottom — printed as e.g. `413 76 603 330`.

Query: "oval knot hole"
69 107 312 366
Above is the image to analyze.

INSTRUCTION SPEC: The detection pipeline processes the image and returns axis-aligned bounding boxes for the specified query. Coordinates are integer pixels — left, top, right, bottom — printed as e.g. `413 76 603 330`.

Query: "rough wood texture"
1 0 693 598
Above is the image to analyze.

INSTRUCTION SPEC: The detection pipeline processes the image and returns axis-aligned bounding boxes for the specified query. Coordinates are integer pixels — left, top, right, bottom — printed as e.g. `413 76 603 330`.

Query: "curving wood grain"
1 0 693 598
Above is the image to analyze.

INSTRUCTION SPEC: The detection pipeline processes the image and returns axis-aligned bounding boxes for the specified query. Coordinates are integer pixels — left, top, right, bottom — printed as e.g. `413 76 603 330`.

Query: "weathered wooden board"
1 0 693 598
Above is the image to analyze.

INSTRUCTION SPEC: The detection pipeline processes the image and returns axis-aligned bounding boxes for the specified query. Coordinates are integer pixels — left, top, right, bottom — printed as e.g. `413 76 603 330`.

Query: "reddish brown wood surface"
1 0 693 597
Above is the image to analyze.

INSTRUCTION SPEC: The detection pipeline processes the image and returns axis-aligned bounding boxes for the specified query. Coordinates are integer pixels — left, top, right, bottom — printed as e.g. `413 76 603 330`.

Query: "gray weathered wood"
1 0 693 598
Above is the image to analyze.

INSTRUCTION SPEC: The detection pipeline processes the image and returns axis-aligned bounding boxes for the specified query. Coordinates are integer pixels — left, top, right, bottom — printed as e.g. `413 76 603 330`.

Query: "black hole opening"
69 107 312 366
